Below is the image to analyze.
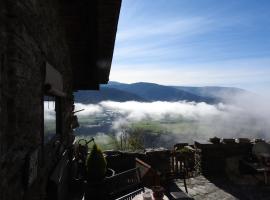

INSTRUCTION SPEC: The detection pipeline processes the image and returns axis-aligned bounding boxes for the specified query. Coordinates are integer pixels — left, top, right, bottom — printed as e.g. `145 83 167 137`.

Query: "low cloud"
74 95 270 146
100 101 221 122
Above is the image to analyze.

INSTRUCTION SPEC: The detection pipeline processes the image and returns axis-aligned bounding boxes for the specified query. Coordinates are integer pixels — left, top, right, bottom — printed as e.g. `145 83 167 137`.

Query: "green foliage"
130 121 165 135
177 146 193 154
176 147 193 155
176 146 194 162
106 121 170 151
127 127 145 151
117 125 145 151
86 143 107 182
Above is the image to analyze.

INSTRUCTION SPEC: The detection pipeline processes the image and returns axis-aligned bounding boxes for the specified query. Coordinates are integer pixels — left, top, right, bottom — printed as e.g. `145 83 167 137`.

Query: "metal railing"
115 188 145 200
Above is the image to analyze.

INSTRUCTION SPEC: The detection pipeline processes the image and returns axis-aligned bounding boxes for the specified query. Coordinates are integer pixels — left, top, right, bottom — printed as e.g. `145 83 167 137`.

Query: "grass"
74 116 224 150
129 120 166 135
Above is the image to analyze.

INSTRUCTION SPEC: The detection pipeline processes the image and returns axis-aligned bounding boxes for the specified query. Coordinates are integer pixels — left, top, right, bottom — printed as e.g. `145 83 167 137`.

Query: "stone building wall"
0 1 74 200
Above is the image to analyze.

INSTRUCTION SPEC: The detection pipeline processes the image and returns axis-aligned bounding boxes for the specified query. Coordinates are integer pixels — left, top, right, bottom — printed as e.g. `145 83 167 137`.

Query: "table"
132 188 169 200
242 160 270 184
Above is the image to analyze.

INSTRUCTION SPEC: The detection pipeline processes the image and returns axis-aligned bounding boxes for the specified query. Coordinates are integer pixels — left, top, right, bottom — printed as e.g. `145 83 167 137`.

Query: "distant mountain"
75 87 146 103
75 81 246 104
106 82 217 103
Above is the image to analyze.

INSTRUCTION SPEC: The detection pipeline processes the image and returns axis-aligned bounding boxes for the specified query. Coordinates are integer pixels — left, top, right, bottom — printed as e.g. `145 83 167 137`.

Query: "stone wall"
195 140 252 176
0 1 74 199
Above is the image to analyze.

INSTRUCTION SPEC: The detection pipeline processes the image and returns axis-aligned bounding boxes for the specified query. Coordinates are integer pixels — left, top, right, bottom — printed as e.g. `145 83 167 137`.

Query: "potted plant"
176 146 193 160
86 143 107 183
84 143 108 200
175 146 195 175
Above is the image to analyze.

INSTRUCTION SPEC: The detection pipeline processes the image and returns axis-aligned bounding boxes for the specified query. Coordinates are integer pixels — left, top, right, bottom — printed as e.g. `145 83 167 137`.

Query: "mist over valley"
64 82 270 150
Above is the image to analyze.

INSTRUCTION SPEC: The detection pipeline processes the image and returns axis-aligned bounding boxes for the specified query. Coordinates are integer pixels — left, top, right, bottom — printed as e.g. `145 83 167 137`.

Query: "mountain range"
74 81 246 104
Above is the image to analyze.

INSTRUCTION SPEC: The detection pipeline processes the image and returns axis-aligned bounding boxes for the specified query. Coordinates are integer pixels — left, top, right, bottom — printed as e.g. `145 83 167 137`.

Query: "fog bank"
73 95 270 146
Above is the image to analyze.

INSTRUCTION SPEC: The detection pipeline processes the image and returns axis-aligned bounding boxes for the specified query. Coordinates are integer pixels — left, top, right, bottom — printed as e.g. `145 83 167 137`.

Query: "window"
43 63 65 143
44 96 56 143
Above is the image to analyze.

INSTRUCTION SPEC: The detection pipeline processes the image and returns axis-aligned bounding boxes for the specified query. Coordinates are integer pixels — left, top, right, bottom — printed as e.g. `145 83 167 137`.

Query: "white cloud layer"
100 101 221 122
73 94 270 144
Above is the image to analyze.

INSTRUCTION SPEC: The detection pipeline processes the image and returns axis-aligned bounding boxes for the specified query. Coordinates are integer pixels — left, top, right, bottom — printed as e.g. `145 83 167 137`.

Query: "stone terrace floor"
174 175 270 200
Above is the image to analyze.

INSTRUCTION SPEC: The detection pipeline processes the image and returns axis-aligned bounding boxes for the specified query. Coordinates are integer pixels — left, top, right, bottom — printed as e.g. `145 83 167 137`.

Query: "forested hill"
74 81 246 104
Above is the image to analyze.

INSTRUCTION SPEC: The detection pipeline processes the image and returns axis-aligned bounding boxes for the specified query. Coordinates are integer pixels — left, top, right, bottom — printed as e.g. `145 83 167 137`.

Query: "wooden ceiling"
60 0 122 90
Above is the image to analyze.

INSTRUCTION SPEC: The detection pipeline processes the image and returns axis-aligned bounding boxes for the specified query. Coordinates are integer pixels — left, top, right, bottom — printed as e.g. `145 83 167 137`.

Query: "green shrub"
177 146 192 154
176 146 194 160
86 143 107 182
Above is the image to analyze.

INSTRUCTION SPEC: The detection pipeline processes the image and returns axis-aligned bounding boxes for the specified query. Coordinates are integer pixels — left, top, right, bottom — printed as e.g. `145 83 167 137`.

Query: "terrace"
67 137 270 200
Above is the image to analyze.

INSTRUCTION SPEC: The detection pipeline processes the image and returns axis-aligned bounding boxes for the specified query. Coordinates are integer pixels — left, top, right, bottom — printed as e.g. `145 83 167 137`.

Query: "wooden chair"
135 158 161 187
105 167 143 200
115 188 145 200
170 150 188 193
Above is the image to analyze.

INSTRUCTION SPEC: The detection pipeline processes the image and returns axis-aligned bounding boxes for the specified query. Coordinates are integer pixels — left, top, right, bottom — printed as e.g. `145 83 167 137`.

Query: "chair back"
135 158 160 186
105 167 143 199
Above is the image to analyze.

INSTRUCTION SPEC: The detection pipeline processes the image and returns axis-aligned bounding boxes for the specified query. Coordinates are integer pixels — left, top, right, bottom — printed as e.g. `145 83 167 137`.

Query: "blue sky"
110 0 270 94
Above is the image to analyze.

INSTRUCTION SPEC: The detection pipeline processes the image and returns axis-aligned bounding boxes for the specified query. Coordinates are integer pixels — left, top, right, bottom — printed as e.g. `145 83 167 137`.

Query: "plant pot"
84 168 115 200
85 181 107 200
152 186 165 200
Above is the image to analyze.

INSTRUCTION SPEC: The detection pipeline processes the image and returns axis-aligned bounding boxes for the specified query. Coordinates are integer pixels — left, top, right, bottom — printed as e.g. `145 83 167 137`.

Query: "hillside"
75 81 246 104
107 82 217 103
74 87 146 103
